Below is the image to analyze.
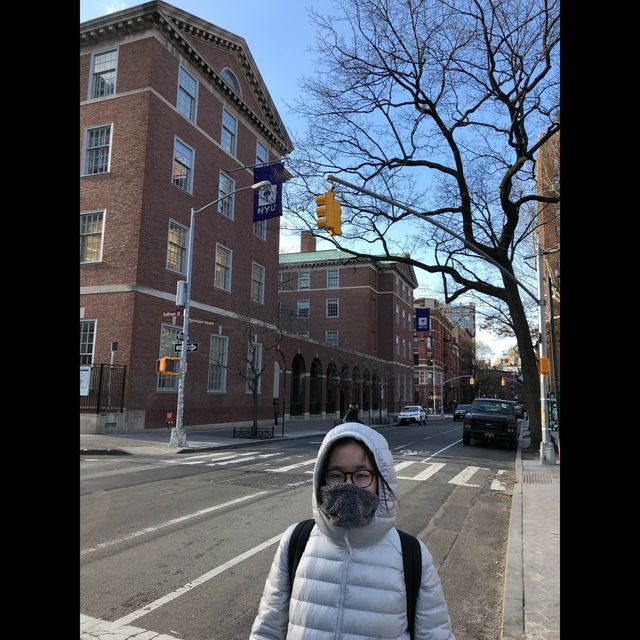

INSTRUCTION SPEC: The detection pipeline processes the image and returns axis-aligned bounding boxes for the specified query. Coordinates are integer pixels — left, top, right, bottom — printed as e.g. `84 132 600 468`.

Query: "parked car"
462 398 519 450
453 404 471 421
398 405 427 425
504 399 525 419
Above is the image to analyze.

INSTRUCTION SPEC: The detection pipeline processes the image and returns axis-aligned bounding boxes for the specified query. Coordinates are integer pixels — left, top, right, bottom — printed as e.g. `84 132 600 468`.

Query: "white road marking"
449 466 483 487
80 492 269 556
420 440 462 462
394 461 417 473
491 479 506 491
110 532 283 628
161 451 254 463
80 613 181 639
405 462 447 481
267 458 316 473
81 463 168 480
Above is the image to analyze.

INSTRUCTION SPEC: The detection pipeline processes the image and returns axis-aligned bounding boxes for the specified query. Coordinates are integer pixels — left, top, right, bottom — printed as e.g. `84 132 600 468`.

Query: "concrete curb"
500 426 527 639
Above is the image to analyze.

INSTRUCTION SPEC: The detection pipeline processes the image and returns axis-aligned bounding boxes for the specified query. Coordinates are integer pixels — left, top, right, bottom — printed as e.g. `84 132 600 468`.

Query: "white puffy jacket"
250 422 456 640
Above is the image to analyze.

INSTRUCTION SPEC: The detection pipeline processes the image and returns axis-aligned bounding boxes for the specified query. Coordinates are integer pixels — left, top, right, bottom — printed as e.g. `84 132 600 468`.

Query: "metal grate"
523 473 553 484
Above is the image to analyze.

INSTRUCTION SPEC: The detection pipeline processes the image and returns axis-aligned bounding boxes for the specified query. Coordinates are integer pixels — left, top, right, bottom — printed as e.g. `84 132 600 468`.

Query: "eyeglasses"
324 469 377 488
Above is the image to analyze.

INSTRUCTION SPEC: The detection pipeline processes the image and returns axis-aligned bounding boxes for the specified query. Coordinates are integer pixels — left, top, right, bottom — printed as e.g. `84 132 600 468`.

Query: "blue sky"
80 0 517 360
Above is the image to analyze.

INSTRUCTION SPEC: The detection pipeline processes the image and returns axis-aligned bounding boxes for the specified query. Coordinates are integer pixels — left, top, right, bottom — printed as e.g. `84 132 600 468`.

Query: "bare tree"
285 0 559 448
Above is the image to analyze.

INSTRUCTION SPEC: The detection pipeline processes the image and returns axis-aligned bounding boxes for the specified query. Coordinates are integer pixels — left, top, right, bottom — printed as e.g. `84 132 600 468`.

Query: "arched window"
221 68 241 95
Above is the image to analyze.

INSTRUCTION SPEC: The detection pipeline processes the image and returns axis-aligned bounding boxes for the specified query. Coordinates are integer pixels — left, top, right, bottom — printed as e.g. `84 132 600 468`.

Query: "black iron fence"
80 364 126 414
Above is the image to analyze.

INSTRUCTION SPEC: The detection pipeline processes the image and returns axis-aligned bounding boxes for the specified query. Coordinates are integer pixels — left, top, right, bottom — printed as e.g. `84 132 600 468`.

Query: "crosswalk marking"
266 458 316 473
153 451 508 490
406 462 447 481
448 465 484 487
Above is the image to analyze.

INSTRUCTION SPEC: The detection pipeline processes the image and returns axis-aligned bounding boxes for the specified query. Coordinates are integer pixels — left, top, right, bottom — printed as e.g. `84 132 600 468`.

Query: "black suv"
463 398 519 450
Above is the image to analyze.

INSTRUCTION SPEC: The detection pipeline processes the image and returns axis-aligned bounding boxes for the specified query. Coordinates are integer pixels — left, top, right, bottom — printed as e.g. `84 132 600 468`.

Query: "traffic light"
501 377 507 386
315 189 342 236
156 356 181 375
539 356 550 375
469 377 475 385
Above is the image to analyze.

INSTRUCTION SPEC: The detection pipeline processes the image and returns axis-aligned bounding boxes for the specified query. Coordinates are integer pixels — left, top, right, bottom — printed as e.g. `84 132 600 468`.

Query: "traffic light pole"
171 181 271 447
440 375 474 416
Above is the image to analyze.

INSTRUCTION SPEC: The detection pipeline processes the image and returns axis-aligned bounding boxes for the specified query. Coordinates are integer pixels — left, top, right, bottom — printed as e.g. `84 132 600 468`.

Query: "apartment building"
80 1 296 432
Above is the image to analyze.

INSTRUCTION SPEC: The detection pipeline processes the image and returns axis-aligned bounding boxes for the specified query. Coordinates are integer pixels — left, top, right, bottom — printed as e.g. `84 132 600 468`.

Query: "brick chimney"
301 231 316 253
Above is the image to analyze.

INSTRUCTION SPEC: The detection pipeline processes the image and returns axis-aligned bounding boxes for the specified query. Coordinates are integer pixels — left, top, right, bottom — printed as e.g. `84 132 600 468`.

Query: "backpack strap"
287 519 315 591
398 529 422 640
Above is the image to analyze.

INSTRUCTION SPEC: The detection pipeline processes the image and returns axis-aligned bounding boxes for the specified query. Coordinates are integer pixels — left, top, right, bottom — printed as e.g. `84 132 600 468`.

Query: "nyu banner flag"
416 307 431 332
253 162 285 223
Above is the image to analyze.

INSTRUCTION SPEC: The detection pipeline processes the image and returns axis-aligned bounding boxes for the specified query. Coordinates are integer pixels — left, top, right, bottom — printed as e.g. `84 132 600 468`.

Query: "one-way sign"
176 331 190 342
175 342 198 352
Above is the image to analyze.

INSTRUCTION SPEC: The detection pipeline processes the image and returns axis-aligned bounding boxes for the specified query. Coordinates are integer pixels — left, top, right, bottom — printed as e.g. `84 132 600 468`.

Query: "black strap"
287 521 421 640
287 519 315 589
398 529 422 640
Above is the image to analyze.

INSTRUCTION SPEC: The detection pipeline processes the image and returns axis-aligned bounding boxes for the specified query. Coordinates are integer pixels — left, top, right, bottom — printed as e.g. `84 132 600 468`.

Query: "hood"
312 422 397 546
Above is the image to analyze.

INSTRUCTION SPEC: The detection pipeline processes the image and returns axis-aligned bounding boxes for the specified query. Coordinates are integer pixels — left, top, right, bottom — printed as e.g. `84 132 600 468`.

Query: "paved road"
81 419 516 639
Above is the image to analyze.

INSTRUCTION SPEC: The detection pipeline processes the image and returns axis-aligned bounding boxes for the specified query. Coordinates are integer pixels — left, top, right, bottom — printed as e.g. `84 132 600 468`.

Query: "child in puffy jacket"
250 422 456 640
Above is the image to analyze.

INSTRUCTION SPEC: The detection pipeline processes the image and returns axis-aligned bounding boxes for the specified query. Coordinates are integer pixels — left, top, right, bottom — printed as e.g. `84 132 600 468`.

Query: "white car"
398 405 427 425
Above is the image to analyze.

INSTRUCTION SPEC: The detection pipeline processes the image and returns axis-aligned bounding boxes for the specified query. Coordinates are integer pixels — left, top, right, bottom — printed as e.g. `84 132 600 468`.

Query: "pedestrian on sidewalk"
249 422 456 640
343 402 361 423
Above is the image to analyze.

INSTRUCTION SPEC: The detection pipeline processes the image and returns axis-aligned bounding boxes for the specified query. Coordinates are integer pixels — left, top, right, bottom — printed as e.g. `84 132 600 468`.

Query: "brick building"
279 233 418 414
80 2 404 433
413 299 475 412
535 112 560 393
80 1 301 433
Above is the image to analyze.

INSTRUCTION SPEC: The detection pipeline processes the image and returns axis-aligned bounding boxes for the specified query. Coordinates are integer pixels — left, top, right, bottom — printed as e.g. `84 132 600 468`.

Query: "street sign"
175 342 198 352
176 331 190 342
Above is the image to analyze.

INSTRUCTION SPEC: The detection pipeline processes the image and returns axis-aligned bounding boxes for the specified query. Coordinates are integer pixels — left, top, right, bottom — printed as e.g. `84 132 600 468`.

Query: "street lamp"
171 180 272 447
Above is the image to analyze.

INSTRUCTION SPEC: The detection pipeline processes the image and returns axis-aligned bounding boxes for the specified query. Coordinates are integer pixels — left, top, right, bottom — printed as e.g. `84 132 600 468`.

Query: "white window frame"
80 319 96 365
256 140 268 166
214 244 233 291
221 107 237 157
298 271 310 290
327 268 339 288
297 331 310 339
218 171 235 220
297 300 309 318
177 65 198 122
221 68 242 95
253 219 267 240
208 334 228 392
89 48 118 99
172 137 194 193
246 342 263 393
166 219 188 274
80 210 105 263
395 304 400 325
82 124 112 175
326 330 339 347
251 262 265 304
395 335 400 355
326 298 339 318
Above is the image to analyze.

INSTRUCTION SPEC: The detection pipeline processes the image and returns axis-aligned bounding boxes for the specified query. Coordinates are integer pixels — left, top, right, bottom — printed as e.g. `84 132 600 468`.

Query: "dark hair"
318 436 396 509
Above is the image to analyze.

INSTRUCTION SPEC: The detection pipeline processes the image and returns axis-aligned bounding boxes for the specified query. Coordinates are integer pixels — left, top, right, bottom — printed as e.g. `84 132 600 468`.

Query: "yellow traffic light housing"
156 356 181 375
315 189 342 236
501 377 507 386
539 356 550 375
469 377 475 385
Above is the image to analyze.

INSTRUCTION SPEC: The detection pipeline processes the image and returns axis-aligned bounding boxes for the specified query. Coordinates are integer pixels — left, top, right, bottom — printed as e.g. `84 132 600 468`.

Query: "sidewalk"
80 415 559 639
501 423 560 639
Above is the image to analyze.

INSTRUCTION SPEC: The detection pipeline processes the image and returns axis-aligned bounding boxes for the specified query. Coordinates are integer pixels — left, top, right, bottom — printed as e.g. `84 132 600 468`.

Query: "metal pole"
547 275 560 436
440 375 444 416
432 360 436 415
537 239 554 464
173 206 196 448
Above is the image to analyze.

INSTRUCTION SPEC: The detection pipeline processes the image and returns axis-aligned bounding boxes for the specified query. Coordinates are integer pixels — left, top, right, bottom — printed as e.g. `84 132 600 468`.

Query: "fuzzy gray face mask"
318 482 380 528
